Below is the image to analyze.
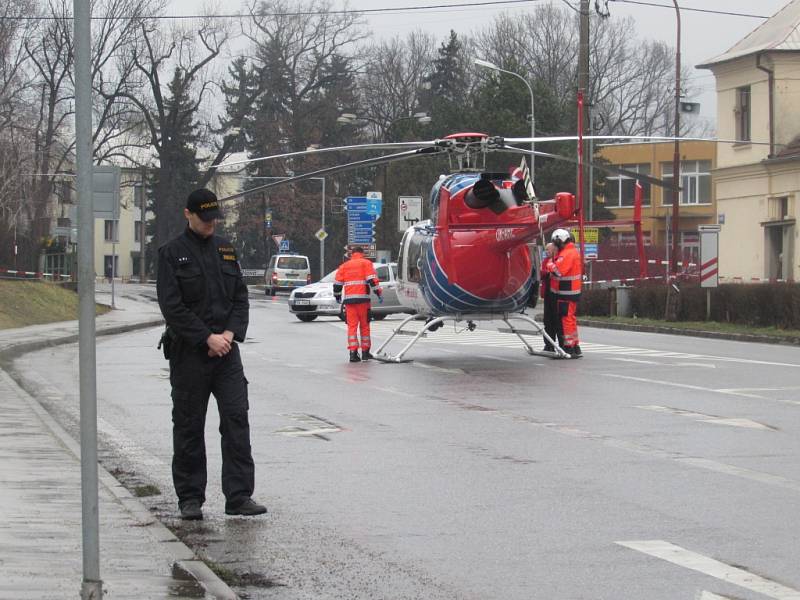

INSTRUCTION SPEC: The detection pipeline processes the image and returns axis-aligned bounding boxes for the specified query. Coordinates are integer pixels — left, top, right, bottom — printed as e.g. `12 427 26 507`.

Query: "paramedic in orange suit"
545 229 583 357
333 247 383 362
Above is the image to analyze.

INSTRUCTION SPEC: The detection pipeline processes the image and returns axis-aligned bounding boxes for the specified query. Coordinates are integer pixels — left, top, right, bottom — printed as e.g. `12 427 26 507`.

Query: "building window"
104 220 118 242
604 164 651 208
134 221 142 242
735 86 751 141
661 160 712 205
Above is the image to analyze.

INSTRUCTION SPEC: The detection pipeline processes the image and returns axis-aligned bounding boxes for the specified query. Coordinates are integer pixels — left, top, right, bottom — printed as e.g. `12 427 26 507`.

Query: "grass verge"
0 280 111 329
582 315 800 342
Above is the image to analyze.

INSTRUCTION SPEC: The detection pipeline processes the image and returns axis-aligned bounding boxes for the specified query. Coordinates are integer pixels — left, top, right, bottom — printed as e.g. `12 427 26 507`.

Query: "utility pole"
578 0 591 218
666 0 682 321
139 167 147 283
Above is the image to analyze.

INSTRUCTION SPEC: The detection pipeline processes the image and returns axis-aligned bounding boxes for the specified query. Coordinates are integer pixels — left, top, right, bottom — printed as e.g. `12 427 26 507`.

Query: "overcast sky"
169 0 792 127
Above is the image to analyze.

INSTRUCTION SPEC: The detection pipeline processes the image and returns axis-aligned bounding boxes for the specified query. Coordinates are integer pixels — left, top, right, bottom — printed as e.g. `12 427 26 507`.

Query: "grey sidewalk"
0 285 236 599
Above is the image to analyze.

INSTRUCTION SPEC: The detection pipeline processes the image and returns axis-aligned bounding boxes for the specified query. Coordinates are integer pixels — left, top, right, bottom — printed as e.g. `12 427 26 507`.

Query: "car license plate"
287 273 298 277
294 299 310 305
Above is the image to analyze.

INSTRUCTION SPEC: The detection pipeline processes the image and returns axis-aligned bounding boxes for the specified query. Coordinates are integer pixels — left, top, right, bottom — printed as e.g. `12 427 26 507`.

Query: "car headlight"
318 289 333 298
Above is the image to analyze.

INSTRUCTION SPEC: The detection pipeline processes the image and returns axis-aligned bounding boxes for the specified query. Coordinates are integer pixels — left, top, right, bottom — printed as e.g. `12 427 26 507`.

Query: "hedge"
580 282 800 329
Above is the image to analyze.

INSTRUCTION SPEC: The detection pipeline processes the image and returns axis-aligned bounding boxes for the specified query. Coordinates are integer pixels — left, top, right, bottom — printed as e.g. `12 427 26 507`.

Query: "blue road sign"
366 198 382 216
279 240 291 252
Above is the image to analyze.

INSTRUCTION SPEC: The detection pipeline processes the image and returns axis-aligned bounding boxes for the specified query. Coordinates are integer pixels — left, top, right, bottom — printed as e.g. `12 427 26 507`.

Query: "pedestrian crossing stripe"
331 321 708 360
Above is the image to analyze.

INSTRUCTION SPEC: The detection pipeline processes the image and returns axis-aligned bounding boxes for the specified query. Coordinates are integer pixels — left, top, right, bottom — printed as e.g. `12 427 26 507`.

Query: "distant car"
287 262 412 322
265 254 311 295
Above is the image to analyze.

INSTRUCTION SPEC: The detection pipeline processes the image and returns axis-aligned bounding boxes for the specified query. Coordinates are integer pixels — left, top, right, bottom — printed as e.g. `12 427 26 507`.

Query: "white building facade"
698 0 800 281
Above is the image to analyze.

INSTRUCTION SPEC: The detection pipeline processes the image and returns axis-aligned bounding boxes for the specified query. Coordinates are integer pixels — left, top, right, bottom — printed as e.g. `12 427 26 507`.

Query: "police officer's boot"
349 350 361 362
361 349 374 361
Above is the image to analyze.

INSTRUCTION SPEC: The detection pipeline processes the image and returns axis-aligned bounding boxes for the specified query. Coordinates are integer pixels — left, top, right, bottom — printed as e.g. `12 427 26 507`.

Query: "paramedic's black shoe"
180 500 203 521
566 345 583 358
542 344 554 352
361 350 374 361
225 498 267 516
349 351 361 362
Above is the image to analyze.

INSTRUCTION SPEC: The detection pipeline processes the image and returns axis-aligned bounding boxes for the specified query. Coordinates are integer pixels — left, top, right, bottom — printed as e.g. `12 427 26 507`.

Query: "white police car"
288 262 411 322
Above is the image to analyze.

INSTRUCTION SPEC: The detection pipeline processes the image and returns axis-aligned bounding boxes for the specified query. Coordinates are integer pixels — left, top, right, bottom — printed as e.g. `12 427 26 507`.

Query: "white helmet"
551 228 571 244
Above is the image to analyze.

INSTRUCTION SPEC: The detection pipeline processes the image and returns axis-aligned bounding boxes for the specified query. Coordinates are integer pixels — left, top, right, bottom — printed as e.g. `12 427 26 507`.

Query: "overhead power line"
610 0 768 19
0 0 543 21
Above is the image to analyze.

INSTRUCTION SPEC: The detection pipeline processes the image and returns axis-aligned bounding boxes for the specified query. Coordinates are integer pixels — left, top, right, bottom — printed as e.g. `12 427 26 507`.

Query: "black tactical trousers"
169 339 254 508
543 290 564 349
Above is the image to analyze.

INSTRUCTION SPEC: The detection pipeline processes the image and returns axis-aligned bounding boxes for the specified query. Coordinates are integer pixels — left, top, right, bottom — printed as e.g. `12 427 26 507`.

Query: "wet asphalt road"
13 288 800 600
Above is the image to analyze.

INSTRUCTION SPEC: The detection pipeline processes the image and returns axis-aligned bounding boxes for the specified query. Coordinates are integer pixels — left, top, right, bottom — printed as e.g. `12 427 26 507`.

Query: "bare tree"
357 31 436 139
116 14 231 245
16 0 159 268
474 6 693 137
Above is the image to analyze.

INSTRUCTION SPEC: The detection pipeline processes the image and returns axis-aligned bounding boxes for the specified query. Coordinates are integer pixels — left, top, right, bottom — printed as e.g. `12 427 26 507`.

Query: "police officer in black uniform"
157 188 266 520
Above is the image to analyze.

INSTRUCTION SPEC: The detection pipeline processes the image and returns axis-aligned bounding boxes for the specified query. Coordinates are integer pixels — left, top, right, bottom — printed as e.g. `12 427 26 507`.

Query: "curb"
579 318 800 346
0 317 239 600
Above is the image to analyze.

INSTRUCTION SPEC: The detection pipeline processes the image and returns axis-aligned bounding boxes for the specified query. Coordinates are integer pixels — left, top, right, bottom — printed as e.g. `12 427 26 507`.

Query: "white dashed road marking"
635 405 775 430
617 540 800 600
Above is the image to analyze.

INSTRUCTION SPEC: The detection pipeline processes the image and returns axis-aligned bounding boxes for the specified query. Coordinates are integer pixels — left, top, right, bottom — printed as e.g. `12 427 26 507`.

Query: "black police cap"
186 189 223 222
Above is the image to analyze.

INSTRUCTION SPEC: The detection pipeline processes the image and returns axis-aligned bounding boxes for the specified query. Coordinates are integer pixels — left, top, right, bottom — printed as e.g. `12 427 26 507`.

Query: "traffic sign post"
699 224 720 320
397 196 422 232
346 196 378 248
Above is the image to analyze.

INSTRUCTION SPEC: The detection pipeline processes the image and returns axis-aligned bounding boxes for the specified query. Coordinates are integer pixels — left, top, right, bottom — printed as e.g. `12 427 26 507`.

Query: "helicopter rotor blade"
217 146 443 203
504 134 773 147
213 140 442 171
499 145 673 189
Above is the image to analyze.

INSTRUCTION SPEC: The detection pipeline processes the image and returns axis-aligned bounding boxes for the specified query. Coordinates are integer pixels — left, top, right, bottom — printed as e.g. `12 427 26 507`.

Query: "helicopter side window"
406 235 424 283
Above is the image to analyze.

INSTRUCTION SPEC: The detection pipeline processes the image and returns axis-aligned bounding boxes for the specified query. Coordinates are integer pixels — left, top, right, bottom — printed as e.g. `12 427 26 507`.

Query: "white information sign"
699 224 720 288
397 196 423 232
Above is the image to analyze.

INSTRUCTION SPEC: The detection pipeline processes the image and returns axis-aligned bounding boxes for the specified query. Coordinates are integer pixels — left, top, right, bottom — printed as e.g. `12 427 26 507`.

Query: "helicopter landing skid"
374 312 570 363
497 313 571 359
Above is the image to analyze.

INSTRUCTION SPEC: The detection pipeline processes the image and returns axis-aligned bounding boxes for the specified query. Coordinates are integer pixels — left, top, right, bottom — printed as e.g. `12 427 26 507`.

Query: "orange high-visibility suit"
333 250 382 351
546 241 582 348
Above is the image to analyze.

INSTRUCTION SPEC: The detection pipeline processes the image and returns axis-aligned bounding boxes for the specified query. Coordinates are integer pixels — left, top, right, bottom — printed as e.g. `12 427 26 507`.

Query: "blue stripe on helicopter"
420 246 532 314
443 174 480 197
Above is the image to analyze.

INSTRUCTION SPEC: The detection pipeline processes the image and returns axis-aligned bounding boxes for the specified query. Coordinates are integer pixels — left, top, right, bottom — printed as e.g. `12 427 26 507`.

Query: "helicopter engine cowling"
464 178 521 215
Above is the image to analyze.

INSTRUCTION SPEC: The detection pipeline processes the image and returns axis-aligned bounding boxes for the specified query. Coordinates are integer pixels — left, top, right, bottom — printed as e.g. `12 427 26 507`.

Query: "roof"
697 0 800 68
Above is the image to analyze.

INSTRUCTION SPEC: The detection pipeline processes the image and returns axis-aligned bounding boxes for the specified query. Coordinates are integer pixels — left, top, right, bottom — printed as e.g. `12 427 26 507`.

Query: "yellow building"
697 0 800 282
596 140 717 262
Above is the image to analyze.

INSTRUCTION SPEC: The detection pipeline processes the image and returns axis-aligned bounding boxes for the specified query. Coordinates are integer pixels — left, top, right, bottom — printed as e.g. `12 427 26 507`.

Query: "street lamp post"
474 58 535 181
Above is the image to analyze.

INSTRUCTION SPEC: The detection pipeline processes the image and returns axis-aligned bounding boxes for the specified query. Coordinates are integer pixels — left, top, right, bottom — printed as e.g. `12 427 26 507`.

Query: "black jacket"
157 227 249 348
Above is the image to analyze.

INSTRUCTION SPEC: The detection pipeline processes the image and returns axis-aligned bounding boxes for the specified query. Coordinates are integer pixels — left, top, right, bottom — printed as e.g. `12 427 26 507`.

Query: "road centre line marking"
698 592 735 600
616 540 800 600
608 358 661 365
673 458 800 492
488 411 800 493
412 362 465 375
604 374 774 401
635 405 775 430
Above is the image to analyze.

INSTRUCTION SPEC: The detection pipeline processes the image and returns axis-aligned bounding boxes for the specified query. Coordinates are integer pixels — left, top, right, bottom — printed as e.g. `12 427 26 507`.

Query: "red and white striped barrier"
719 276 795 284
0 267 71 280
587 258 697 267
586 275 666 285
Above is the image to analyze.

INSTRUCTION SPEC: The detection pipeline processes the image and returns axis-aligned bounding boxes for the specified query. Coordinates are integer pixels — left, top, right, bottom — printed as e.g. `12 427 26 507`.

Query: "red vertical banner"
634 182 647 279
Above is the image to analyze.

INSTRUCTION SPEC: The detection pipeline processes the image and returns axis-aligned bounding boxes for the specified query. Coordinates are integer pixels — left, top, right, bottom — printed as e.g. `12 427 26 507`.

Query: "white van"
265 254 311 295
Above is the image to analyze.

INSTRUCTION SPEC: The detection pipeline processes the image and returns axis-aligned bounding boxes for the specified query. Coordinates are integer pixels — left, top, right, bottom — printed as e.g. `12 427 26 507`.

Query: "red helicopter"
216 132 678 362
